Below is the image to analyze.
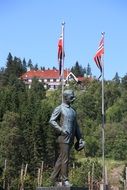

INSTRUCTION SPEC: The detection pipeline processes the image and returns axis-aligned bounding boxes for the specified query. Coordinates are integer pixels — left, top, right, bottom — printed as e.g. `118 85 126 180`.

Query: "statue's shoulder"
71 106 77 115
71 106 76 111
53 104 62 112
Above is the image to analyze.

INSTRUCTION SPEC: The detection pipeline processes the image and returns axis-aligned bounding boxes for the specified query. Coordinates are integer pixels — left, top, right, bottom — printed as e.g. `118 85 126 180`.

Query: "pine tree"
113 72 120 84
22 58 27 72
86 63 92 77
71 61 83 77
28 59 33 70
34 64 38 70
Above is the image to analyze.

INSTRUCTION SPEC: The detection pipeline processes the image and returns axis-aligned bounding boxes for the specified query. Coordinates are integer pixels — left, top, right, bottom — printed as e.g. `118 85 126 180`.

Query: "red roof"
77 77 85 81
77 76 92 82
21 69 69 79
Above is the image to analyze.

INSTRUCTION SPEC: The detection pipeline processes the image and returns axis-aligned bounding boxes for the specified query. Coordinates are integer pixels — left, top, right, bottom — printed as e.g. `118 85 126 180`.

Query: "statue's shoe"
62 180 73 187
55 181 62 187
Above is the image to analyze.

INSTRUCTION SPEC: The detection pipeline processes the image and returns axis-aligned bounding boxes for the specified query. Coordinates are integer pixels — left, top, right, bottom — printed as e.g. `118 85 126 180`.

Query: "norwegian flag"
58 35 63 76
94 34 104 78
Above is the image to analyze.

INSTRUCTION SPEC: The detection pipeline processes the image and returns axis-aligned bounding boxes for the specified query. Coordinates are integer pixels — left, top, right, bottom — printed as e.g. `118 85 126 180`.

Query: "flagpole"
61 22 65 103
101 32 105 190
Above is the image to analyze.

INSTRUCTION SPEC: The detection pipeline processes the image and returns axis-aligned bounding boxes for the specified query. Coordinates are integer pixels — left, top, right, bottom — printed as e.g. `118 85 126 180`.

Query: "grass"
74 155 126 188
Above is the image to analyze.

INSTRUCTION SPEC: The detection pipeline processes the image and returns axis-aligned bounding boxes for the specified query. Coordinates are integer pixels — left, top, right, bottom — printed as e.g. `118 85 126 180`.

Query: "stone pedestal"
36 187 88 190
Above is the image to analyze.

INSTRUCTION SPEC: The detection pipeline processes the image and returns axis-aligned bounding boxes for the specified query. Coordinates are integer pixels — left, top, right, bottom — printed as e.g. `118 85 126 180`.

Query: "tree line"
0 53 127 189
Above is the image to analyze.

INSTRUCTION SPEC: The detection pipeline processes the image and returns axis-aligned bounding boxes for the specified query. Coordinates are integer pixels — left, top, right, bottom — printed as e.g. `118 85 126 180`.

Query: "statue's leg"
60 143 71 183
51 143 62 183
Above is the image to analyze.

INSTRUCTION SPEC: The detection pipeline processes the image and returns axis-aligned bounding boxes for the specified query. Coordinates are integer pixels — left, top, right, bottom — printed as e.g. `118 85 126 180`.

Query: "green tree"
41 66 45 70
105 123 127 160
71 61 83 77
34 64 38 70
86 63 92 77
113 72 120 84
3 53 27 86
0 67 5 87
0 111 25 173
121 73 127 91
22 58 27 72
27 59 33 70
5 54 26 78
106 100 122 123
105 81 121 109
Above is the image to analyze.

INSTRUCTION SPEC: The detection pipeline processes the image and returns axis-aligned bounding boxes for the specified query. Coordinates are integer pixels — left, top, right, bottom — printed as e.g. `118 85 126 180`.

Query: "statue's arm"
75 117 85 150
49 105 62 134
75 119 82 141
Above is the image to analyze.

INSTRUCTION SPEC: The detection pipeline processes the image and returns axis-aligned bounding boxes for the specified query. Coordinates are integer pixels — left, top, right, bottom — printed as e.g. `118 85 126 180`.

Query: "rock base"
36 187 88 190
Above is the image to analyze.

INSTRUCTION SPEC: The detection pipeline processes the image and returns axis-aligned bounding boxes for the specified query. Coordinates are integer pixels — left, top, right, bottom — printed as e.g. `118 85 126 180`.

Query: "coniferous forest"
0 53 127 189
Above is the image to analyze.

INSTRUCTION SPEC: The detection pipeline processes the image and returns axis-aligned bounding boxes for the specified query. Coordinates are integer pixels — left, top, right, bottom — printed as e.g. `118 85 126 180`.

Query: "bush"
69 158 102 187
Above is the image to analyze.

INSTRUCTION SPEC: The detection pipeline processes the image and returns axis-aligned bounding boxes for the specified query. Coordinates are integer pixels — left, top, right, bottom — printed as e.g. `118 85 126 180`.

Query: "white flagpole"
61 22 65 103
101 32 105 189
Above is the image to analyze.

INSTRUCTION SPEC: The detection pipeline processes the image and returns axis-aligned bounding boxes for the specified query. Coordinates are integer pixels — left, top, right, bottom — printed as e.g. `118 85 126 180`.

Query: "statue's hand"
61 129 69 136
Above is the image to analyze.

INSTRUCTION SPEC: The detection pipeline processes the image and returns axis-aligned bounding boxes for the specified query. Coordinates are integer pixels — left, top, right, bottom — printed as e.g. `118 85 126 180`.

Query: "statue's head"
63 89 75 104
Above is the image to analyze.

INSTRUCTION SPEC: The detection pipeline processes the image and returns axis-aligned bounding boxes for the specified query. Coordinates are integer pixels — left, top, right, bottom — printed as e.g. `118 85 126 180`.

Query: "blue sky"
0 0 127 80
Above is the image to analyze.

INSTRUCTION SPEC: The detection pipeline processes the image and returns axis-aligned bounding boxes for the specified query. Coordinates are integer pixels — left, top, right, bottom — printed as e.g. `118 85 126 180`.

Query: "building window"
28 79 32 82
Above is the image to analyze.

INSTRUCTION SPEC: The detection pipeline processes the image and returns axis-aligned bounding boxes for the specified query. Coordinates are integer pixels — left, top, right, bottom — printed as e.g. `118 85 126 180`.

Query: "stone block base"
36 187 88 190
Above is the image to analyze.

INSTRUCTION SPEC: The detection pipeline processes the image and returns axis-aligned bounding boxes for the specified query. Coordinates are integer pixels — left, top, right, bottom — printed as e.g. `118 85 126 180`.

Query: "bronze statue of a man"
49 89 85 187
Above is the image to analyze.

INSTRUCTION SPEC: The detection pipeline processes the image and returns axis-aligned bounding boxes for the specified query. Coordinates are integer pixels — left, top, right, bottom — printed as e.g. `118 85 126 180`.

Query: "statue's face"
63 90 75 104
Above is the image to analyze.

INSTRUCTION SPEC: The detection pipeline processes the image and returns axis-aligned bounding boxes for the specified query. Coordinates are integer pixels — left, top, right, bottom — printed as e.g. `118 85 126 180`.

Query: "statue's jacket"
49 103 81 144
